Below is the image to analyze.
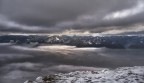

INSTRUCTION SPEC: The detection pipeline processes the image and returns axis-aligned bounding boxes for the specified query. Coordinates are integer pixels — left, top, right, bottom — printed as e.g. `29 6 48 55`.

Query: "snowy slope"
25 66 144 83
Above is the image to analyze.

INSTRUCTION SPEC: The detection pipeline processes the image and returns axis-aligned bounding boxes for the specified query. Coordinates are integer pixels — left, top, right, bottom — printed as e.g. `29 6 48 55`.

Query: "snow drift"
25 66 144 83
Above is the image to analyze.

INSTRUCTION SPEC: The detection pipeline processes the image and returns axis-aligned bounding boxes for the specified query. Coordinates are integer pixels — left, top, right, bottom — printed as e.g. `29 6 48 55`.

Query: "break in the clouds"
103 0 144 23
0 0 144 34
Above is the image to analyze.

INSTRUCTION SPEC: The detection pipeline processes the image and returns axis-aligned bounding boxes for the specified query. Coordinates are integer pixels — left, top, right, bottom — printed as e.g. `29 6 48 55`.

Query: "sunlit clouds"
104 0 144 20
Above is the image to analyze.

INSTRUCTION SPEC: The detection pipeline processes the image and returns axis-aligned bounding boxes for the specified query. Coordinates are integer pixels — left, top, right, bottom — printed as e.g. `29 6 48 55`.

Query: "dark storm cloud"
0 0 144 33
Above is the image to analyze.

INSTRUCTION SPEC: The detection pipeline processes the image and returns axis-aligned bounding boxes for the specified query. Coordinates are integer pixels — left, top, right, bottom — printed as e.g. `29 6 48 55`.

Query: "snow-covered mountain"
1 35 144 49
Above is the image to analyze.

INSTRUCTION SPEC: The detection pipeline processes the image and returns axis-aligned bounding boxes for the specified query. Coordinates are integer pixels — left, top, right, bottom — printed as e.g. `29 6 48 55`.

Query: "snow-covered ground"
24 66 144 83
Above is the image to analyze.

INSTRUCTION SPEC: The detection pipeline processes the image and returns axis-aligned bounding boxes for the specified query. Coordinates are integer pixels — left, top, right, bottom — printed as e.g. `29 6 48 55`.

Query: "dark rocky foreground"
24 66 144 83
0 35 144 49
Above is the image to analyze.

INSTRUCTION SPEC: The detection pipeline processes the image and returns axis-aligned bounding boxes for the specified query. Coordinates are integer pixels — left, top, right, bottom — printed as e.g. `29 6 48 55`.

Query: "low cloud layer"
0 0 144 34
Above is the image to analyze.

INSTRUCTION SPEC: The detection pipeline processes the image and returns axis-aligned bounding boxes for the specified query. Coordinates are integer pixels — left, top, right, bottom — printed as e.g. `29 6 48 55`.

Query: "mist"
1 1 144 83
0 0 144 34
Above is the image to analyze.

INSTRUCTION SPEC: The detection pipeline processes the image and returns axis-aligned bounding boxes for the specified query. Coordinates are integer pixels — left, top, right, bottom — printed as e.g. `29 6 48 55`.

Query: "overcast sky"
0 0 144 34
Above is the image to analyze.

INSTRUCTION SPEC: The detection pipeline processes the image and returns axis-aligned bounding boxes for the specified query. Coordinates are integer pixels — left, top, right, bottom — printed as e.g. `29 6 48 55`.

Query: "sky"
0 0 144 34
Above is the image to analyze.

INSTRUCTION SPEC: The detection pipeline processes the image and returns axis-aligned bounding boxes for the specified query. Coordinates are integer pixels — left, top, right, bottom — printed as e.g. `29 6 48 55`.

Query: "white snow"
35 77 43 83
24 66 144 83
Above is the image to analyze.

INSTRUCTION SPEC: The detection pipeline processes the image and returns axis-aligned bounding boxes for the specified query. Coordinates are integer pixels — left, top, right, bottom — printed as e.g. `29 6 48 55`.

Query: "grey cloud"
1 0 135 23
0 0 144 33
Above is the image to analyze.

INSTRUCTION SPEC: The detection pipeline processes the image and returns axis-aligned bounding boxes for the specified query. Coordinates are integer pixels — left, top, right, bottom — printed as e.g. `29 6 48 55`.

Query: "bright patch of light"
38 45 76 50
101 23 144 34
11 45 101 55
104 0 144 20
60 29 90 35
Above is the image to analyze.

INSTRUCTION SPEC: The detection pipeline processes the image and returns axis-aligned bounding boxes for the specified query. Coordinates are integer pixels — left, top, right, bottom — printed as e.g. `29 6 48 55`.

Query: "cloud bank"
0 0 144 34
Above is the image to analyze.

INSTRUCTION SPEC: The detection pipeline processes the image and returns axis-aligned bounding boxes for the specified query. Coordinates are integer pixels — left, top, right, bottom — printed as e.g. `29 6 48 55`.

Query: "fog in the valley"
1 1 144 83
